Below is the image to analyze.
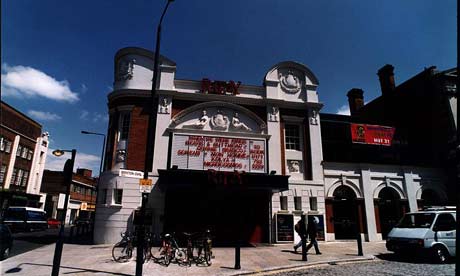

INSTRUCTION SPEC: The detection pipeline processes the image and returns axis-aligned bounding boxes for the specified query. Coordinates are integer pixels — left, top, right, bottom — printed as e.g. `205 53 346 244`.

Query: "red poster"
350 124 395 146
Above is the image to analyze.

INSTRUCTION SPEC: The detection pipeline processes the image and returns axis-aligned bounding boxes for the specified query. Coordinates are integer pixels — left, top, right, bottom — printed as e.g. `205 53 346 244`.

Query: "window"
10 168 18 186
294 196 302 211
0 165 6 185
100 188 108 204
119 113 131 140
21 171 29 186
27 149 33 160
113 189 123 205
285 124 301 150
27 211 46 221
309 197 318 211
16 145 23 157
21 147 28 159
434 213 456 231
0 137 4 151
280 196 288 210
5 140 12 153
15 169 24 186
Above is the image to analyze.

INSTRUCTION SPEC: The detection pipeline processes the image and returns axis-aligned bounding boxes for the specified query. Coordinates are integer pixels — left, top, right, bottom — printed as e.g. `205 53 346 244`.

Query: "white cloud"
92 113 109 123
45 149 101 176
27 110 62 121
80 110 108 123
81 84 88 94
336 105 351 115
80 110 89 120
1 63 79 103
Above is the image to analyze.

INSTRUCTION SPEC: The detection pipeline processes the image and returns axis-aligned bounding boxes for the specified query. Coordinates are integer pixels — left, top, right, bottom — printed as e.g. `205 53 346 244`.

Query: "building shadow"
4 262 132 276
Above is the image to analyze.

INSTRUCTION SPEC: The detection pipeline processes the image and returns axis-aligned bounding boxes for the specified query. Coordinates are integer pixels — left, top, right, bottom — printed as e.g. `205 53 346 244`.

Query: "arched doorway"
421 189 442 208
332 185 357 239
377 187 402 239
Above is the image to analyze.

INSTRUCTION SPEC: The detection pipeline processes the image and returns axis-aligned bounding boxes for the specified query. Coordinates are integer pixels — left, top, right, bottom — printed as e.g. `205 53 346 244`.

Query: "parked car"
47 218 61 229
74 216 91 226
3 207 48 233
0 224 13 260
386 206 456 263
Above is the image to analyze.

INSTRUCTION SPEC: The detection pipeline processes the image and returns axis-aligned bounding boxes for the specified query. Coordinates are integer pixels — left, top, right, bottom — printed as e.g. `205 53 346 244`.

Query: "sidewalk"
1 241 389 276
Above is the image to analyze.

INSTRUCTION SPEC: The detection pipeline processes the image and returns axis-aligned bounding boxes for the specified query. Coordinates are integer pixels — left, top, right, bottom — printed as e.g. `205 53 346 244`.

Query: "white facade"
323 162 447 241
94 47 448 244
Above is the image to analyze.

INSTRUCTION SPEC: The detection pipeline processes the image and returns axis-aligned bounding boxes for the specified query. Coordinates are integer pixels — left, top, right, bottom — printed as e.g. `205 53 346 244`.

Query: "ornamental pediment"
170 102 266 134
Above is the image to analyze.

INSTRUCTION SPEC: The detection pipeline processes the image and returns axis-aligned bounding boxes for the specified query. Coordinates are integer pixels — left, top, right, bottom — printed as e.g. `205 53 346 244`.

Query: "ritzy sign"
201 78 241 95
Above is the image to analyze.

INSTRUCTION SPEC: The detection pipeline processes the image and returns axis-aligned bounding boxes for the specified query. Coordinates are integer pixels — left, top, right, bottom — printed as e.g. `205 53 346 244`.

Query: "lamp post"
51 149 76 276
81 130 106 241
138 1 174 275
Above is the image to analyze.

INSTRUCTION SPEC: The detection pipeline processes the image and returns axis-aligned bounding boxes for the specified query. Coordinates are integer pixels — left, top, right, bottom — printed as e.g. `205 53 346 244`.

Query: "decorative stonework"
116 59 136 81
210 110 229 130
279 70 301 94
287 160 301 173
184 110 209 129
268 106 279 122
158 97 170 114
116 149 126 162
231 112 251 131
309 109 318 125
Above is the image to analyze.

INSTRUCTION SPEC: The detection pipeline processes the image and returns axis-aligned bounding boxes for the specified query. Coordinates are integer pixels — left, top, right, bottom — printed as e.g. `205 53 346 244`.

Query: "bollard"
301 235 308 261
69 226 74 242
357 231 363 256
234 242 241 269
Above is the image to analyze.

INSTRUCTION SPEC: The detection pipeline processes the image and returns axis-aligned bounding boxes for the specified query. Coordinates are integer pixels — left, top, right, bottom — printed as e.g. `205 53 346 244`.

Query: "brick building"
0 101 49 209
320 65 456 240
41 168 97 224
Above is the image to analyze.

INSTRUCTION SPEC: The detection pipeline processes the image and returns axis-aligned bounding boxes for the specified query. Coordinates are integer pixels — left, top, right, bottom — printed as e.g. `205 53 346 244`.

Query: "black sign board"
275 213 294 242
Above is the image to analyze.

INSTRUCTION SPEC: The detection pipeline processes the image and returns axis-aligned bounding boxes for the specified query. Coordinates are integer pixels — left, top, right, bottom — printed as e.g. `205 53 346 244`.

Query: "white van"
3 207 48 233
386 207 456 263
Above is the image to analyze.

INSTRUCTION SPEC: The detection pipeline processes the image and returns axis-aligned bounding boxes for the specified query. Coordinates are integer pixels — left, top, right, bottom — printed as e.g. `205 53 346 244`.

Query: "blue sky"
1 0 455 175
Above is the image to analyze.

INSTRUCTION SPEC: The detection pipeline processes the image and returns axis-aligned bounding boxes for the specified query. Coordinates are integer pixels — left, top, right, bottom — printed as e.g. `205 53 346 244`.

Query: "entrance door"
378 187 402 239
164 189 270 246
332 186 357 239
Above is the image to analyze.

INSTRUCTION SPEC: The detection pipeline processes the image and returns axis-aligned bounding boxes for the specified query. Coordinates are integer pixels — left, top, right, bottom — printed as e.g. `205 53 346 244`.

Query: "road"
10 228 59 258
9 225 92 258
268 253 455 276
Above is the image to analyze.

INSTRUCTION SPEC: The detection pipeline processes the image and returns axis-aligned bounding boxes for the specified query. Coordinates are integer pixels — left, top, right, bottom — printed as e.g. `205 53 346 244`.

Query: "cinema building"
94 47 454 244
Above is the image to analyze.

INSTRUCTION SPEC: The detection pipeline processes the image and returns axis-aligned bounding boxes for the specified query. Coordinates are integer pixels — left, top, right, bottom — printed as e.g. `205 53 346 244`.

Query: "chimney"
347 88 364 116
76 168 93 178
377 64 395 96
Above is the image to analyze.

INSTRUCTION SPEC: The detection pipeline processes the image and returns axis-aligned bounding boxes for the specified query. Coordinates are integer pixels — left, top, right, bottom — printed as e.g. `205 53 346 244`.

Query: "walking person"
293 216 307 252
305 216 322 255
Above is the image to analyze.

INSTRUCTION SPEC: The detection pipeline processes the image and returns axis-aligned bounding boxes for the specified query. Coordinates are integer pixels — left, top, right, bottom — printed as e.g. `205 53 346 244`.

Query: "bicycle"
151 232 185 266
112 231 134 263
195 229 213 266
181 230 213 266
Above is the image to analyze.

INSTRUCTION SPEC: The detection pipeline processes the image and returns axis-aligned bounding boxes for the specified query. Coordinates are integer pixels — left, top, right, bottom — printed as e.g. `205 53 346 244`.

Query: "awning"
158 169 289 193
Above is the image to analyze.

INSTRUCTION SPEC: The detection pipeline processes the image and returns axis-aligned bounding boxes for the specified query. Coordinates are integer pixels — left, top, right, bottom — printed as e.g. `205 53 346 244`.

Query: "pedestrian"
293 216 307 252
306 216 322 255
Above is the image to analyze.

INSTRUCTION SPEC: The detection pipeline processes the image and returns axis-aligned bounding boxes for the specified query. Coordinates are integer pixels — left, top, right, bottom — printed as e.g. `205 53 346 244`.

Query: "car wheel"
432 245 449 264
1 247 10 260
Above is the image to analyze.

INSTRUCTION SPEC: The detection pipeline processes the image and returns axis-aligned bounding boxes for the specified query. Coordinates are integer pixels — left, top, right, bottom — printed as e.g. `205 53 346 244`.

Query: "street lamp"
139 1 174 275
80 131 106 179
81 130 106 241
51 149 76 276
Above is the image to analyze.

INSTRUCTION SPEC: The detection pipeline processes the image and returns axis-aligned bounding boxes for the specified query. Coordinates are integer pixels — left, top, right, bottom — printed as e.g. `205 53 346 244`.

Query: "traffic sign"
139 178 152 193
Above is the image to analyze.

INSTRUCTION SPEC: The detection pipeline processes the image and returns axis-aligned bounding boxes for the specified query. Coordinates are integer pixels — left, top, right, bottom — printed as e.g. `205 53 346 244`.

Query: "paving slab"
1 241 389 276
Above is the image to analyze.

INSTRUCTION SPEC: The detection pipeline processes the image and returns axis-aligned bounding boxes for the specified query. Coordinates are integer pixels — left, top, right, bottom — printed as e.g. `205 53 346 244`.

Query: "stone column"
359 165 379 241
403 167 418 212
